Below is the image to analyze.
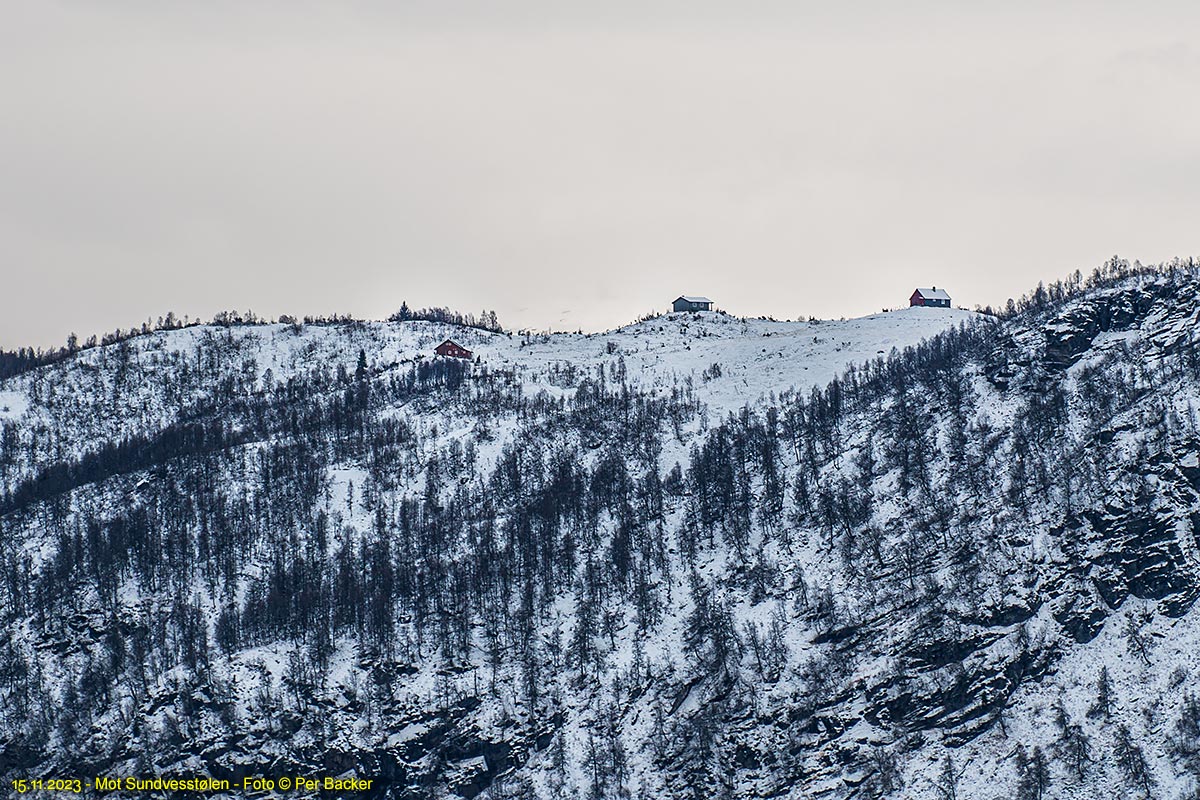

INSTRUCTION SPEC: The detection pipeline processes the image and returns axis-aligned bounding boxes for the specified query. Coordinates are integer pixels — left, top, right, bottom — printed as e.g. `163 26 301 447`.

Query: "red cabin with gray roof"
910 287 951 308
435 339 473 359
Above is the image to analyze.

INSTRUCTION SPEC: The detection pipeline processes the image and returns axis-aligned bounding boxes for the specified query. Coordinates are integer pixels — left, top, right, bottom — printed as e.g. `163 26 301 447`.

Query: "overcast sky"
2 2 1199 349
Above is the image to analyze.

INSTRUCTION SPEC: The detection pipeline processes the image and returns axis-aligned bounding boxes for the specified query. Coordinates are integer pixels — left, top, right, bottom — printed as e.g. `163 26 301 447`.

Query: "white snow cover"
0 390 28 420
17 282 1200 799
0 307 976 486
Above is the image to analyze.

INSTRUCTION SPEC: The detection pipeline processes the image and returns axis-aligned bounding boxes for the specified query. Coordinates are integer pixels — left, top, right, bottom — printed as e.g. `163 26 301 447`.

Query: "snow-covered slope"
0 306 972 485
3 270 1200 800
487 307 977 415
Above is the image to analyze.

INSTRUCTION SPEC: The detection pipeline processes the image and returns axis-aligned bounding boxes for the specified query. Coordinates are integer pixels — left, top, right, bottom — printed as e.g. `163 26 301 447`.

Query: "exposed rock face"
1041 279 1200 371
1042 287 1159 370
1083 503 1200 618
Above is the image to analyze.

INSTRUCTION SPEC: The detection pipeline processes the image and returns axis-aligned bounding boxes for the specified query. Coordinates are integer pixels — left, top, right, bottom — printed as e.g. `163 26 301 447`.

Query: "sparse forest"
3 258 1200 798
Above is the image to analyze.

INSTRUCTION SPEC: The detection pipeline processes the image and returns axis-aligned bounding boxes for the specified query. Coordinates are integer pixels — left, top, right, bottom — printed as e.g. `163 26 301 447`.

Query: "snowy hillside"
4 261 1200 800
483 307 978 416
0 307 972 488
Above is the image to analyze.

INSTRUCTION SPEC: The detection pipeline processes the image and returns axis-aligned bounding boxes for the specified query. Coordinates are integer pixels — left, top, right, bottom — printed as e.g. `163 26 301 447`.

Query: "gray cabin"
673 295 713 312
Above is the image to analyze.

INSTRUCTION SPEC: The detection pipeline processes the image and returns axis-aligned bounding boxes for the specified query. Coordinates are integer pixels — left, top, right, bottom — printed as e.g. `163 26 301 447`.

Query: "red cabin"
910 287 951 308
435 339 473 360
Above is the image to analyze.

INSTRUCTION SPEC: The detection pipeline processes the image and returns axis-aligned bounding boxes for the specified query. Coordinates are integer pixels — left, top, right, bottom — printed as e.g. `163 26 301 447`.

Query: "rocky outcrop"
1041 288 1157 370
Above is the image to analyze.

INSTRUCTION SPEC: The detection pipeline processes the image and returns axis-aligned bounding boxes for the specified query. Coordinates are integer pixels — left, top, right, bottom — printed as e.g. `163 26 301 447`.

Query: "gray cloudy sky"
2 1 1199 348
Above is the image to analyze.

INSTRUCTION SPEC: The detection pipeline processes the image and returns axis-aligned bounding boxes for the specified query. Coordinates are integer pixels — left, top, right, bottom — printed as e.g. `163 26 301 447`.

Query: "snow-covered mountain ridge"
0 307 973 503
3 263 1200 799
0 306 972 470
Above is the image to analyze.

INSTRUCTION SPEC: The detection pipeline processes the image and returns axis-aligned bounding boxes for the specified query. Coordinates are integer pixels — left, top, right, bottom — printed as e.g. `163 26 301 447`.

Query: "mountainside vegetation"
3 257 1200 798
